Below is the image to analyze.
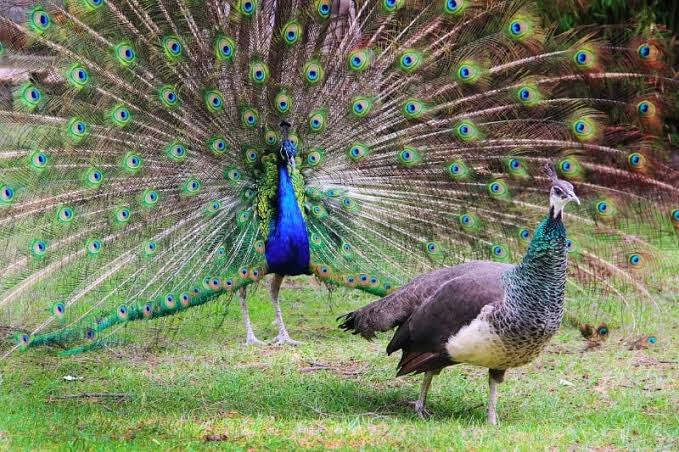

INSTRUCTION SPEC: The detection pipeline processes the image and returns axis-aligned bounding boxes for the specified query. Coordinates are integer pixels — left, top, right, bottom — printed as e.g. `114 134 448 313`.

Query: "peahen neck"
502 208 568 332
264 162 311 276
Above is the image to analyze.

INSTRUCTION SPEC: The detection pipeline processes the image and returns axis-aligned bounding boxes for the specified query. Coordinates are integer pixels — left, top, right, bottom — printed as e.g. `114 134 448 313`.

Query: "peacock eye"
554 187 562 195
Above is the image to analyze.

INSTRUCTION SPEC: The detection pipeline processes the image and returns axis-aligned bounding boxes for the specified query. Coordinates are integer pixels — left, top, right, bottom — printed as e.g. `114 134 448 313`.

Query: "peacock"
0 0 676 358
340 164 579 424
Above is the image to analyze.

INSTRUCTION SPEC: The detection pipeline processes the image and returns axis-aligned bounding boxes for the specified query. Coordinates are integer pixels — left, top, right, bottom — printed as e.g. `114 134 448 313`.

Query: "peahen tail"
0 1 677 355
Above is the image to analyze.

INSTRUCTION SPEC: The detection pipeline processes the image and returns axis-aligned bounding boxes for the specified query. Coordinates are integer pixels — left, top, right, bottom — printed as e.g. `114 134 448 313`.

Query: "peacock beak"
571 194 580 205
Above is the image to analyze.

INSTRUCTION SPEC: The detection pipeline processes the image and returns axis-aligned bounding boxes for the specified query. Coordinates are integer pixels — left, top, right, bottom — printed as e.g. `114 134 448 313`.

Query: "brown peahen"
0 1 676 358
340 165 579 424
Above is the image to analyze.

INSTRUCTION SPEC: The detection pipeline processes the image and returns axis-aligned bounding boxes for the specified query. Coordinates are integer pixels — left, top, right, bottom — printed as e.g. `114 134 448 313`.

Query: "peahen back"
0 0 676 355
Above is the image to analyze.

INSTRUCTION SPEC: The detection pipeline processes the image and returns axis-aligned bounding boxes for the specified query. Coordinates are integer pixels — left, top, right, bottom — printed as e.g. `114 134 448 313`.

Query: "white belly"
445 318 508 369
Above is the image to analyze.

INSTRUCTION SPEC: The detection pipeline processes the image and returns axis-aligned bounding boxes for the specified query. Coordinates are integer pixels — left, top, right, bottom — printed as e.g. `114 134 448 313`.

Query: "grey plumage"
339 167 579 424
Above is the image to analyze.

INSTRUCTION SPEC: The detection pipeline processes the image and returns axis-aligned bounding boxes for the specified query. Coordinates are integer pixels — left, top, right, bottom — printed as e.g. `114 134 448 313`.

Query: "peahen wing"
0 0 676 356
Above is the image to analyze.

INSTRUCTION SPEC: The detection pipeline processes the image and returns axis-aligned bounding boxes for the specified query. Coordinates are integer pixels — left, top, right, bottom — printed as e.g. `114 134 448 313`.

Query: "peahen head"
279 120 298 163
545 163 579 218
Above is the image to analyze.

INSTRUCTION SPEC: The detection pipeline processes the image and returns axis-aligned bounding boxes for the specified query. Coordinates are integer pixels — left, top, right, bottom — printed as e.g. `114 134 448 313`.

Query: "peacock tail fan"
0 0 676 355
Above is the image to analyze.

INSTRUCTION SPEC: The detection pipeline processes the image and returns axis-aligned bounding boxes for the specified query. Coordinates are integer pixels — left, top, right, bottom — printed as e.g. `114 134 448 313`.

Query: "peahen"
339 164 579 424
0 1 676 357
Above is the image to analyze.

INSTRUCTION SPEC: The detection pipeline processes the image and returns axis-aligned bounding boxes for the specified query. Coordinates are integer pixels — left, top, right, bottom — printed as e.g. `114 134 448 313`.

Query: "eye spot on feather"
29 7 51 34
214 36 236 62
671 209 679 228
444 0 466 15
249 62 269 84
636 100 656 118
627 253 643 268
30 239 48 258
0 185 15 205
18 333 32 348
454 120 479 141
627 152 647 171
447 160 470 180
315 0 332 18
114 42 137 67
224 278 235 290
637 43 660 62
117 305 129 321
381 0 404 13
565 239 577 253
487 180 509 199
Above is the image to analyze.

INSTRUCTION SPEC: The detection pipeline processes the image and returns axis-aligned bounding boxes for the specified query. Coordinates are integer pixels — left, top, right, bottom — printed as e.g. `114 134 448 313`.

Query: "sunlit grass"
1 274 677 450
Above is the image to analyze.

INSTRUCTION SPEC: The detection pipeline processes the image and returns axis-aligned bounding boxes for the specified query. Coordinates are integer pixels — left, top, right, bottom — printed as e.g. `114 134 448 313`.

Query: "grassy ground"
1 277 677 451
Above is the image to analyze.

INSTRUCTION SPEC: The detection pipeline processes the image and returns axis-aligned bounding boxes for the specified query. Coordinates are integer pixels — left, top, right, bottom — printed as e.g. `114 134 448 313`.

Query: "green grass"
1 278 678 451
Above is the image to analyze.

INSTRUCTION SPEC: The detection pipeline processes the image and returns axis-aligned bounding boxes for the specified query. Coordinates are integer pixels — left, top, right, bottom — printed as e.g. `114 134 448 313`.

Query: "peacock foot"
487 410 499 426
244 336 266 346
270 333 302 346
408 400 432 420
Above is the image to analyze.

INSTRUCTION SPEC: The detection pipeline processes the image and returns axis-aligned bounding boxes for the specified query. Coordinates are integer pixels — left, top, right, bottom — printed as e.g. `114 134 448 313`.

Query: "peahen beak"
571 194 580 205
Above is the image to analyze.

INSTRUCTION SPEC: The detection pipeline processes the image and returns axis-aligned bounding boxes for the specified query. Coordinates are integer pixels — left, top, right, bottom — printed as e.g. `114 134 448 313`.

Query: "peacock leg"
487 369 506 425
409 371 434 419
239 287 264 346
269 274 301 346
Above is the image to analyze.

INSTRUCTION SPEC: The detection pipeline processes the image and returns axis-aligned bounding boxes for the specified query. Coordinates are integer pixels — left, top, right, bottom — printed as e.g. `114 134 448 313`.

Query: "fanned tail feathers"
0 0 676 355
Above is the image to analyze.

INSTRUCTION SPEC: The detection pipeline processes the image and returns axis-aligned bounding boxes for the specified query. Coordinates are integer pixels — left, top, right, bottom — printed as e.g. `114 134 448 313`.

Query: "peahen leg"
269 274 301 346
239 287 264 346
409 371 434 419
487 369 506 425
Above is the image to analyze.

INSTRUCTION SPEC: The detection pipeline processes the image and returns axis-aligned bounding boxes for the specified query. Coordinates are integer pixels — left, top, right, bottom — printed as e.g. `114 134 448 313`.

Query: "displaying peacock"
340 164 579 424
0 0 676 357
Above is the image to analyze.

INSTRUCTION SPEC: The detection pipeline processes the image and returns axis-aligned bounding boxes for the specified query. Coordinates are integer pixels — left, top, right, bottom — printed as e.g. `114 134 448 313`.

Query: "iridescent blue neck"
264 163 310 276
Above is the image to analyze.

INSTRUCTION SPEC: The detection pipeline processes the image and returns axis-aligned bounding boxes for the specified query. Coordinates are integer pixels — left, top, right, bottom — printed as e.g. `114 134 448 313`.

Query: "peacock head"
279 120 298 163
545 163 579 218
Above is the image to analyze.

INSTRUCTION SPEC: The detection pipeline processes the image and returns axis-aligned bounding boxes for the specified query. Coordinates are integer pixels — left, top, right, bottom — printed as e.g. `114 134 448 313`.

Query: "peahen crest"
0 0 676 356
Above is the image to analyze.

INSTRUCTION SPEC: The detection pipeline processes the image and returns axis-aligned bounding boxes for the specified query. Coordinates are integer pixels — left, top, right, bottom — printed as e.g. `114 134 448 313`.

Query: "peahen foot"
244 336 266 346
270 333 302 346
408 400 432 419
